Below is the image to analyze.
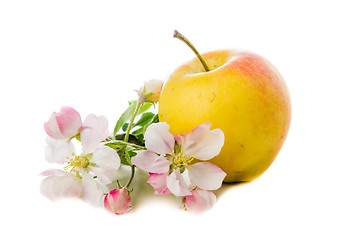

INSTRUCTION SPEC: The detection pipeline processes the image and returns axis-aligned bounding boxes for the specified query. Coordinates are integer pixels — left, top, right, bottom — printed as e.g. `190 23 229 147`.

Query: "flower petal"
166 169 192 196
144 122 175 155
44 106 82 139
56 106 82 138
185 190 216 213
187 162 226 190
81 173 105 206
44 137 75 164
88 144 120 185
40 170 82 201
147 173 171 195
131 150 171 174
44 114 63 139
81 114 109 154
182 122 224 160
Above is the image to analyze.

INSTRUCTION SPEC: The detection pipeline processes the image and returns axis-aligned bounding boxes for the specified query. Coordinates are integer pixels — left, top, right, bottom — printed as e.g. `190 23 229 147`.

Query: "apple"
158 31 291 182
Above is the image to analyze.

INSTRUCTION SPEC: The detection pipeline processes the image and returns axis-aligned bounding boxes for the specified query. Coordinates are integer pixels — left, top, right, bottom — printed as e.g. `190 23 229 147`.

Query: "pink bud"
184 190 216 213
138 79 164 103
104 188 131 215
44 106 82 139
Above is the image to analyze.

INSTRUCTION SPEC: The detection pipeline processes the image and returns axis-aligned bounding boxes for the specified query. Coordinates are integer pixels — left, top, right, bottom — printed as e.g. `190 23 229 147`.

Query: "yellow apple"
158 49 291 182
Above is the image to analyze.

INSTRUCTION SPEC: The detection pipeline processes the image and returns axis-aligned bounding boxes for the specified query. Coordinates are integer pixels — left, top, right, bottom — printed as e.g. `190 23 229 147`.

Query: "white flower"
45 114 119 185
131 122 226 198
41 114 120 205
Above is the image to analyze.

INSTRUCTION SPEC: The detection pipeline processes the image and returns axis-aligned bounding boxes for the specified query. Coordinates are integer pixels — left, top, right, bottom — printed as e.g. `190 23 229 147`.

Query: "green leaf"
148 113 159 126
134 134 145 145
122 123 129 132
113 101 137 136
132 127 144 136
121 112 154 133
137 102 153 115
130 114 159 144
104 140 127 149
134 112 155 127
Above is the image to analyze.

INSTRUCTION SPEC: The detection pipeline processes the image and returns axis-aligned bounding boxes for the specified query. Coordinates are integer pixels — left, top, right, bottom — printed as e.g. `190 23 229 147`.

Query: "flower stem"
116 180 122 189
126 165 136 188
173 30 210 72
123 101 142 189
124 101 142 142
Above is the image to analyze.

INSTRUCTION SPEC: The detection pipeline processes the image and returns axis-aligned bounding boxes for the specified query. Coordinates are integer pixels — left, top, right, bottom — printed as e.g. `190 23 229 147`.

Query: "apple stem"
173 30 210 72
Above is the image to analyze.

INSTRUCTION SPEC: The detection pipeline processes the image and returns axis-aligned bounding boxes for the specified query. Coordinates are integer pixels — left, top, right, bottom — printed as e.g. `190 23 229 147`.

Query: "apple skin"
158 50 291 182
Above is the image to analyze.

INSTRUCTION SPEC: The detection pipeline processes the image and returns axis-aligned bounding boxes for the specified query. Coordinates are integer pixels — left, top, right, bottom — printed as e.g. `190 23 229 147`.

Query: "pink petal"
166 169 192 196
185 190 216 213
181 122 224 160
144 122 175 155
131 150 171 174
44 106 82 139
56 106 82 138
44 114 63 139
187 162 226 190
81 114 109 154
173 134 184 145
104 188 131 215
147 173 171 195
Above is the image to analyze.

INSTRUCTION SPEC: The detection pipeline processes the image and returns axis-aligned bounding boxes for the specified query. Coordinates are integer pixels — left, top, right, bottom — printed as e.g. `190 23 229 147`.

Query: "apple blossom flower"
184 190 216 213
131 122 226 200
41 113 121 206
45 114 119 185
104 188 132 215
138 79 164 103
48 138 120 186
44 106 82 139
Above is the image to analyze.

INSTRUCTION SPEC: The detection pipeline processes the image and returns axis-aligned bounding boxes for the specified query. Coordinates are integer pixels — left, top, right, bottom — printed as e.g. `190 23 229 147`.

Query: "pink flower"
184 190 216 213
44 106 82 139
131 122 226 198
104 188 132 215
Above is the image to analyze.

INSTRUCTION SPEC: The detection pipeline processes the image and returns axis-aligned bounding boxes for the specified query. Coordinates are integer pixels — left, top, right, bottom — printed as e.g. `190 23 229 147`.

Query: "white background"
1 0 361 239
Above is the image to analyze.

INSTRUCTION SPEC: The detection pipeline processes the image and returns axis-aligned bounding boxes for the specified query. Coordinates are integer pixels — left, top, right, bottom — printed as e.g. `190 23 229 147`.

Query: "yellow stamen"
170 148 194 171
64 153 89 172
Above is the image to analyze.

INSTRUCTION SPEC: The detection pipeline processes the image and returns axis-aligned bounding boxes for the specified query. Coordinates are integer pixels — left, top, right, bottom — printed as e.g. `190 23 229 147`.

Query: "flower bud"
104 188 131 215
138 79 164 103
44 106 82 139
